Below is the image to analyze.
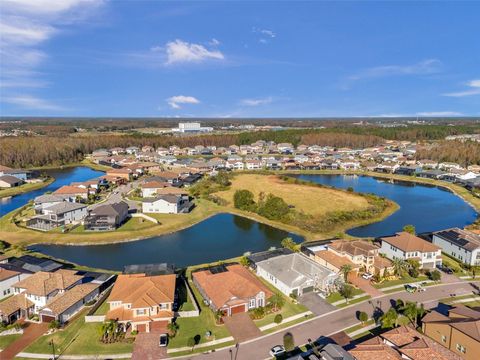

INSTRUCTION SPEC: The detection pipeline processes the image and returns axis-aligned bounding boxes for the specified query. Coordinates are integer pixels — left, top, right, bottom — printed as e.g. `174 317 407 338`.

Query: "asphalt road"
178 280 480 360
89 180 140 211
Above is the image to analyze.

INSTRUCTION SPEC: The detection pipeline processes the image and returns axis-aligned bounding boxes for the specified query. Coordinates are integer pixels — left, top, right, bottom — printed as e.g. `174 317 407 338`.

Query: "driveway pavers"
1 322 48 360
132 332 168 360
223 312 261 342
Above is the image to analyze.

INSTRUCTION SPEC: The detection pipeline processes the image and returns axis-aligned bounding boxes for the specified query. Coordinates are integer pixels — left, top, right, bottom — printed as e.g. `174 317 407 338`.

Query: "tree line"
416 140 480 166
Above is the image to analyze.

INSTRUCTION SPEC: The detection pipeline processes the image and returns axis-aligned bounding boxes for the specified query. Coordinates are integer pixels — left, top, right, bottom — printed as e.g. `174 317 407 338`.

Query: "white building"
172 122 213 133
379 232 442 269
0 268 30 300
142 194 191 214
432 228 480 266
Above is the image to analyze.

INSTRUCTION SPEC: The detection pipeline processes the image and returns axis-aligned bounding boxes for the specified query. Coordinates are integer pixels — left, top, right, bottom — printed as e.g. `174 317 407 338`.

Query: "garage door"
150 320 168 333
41 314 55 323
136 324 147 333
302 286 314 293
230 304 246 315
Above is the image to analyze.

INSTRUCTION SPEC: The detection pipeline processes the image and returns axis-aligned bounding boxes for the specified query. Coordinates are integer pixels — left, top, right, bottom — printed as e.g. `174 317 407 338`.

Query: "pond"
292 174 478 237
29 213 303 271
0 167 105 217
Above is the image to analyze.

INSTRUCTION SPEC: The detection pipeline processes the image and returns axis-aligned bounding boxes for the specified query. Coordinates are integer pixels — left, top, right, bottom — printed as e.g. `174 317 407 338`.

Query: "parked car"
269 345 286 357
159 334 168 347
405 283 426 293
437 264 453 274
362 273 373 280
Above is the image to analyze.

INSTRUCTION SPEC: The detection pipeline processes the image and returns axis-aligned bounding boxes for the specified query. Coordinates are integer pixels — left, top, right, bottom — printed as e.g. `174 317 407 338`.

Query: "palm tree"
268 293 285 312
380 308 398 329
167 322 179 337
392 258 409 277
340 264 353 283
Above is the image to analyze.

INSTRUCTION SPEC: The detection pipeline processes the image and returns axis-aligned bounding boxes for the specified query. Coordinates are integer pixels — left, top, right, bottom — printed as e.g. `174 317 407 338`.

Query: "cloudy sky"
0 0 479 117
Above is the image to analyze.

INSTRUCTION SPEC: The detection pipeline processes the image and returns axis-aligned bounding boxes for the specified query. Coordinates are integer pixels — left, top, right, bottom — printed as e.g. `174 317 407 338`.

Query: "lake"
0 167 105 217
29 213 303 271
292 174 478 237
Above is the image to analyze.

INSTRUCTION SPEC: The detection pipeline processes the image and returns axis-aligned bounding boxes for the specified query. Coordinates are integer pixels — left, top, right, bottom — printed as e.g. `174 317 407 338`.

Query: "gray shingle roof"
43 202 86 215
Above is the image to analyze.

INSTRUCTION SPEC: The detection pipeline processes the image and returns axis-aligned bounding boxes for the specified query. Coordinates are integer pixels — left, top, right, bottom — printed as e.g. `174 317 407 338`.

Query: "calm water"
293 174 478 237
0 167 105 217
30 213 303 270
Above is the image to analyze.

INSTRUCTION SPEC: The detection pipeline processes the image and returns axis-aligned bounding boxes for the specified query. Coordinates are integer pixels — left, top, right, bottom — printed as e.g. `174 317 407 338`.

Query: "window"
136 309 146 316
249 298 256 309
456 344 466 353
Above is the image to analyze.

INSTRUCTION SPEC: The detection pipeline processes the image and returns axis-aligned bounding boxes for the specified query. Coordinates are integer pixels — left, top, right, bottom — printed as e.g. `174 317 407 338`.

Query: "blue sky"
0 0 479 117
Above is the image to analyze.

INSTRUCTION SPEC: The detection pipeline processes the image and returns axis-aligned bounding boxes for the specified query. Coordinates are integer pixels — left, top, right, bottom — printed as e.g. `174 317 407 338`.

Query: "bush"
250 306 266 320
427 269 441 281
130 330 138 336
233 189 256 211
49 320 60 330
358 311 368 324
257 194 290 220
274 314 283 324
283 332 295 352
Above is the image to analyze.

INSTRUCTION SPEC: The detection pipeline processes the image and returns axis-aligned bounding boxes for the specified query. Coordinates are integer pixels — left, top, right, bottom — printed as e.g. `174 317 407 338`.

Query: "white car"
362 273 373 280
269 345 286 357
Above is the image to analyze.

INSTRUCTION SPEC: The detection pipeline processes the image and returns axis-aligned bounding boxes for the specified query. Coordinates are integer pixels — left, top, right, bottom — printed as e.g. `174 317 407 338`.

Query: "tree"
406 259 420 278
239 256 250 267
403 224 416 234
233 189 256 211
428 269 441 282
257 194 290 220
392 258 409 277
380 308 398 329
49 320 60 330
339 283 355 303
167 322 179 337
283 332 295 352
281 237 297 251
274 314 283 324
340 264 353 283
358 311 368 325
268 293 286 312
214 309 224 324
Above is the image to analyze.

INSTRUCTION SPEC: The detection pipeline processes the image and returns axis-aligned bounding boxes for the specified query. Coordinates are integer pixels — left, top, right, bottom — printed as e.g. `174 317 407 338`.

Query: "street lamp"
49 340 55 360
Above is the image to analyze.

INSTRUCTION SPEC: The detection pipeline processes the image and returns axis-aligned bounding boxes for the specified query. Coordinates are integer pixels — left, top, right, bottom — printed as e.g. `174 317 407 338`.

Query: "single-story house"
254 253 338 297
53 185 89 201
379 232 442 269
192 264 272 316
142 194 192 214
0 174 24 188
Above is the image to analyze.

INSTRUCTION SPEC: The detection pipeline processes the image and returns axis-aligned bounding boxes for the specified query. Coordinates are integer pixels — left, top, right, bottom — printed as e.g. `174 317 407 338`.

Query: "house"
126 146 140 154
26 202 87 231
106 168 133 181
418 169 448 180
432 228 480 266
349 325 462 360
142 194 191 214
0 174 23 188
394 165 422 176
39 283 100 323
192 264 272 316
254 253 338 297
12 269 83 312
106 273 176 333
380 232 442 269
84 201 129 231
140 181 170 197
53 185 88 201
422 305 480 360
1 255 63 273
0 268 30 300
150 171 181 185
0 293 35 324
2 169 37 181
245 159 262 170
311 239 393 277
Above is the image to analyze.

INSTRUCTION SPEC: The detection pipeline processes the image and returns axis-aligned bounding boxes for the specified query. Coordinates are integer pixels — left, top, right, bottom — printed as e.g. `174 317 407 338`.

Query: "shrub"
130 330 138 335
283 332 295 352
257 194 290 220
427 269 441 281
358 311 368 324
274 314 283 324
233 189 256 211
281 237 297 251
49 320 60 330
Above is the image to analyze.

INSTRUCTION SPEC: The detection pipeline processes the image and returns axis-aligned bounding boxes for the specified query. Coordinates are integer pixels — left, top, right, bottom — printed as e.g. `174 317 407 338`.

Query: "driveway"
299 293 336 315
1 321 48 360
349 274 383 297
223 312 261 342
132 332 168 360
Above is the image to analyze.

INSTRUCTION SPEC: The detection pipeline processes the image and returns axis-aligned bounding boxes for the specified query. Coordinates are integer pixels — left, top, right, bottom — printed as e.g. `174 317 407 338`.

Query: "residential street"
89 179 140 211
178 280 480 360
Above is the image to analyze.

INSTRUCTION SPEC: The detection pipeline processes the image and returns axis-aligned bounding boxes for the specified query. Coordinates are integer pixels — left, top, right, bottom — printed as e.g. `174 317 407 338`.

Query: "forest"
416 141 480 167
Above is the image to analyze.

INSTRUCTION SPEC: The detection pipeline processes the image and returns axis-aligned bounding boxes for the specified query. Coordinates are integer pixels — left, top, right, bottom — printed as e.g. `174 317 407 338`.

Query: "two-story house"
142 194 191 214
380 232 442 269
193 264 272 316
12 270 83 312
84 201 129 231
432 228 480 266
27 202 87 231
106 273 176 333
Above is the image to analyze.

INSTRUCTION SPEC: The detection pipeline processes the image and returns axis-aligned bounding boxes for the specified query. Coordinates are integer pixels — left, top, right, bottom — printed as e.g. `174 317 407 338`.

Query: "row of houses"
0 255 114 324
0 165 41 188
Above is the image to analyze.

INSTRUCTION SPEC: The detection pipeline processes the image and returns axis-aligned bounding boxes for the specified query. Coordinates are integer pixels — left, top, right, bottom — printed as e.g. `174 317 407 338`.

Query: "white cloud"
166 95 200 109
240 97 273 106
442 79 480 97
348 59 442 81
252 27 276 44
165 39 224 65
0 0 103 110
2 95 64 110
416 111 463 116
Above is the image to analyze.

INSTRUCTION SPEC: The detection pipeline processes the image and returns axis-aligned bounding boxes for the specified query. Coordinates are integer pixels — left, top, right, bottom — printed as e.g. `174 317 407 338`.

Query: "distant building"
432 228 480 266
172 122 213 133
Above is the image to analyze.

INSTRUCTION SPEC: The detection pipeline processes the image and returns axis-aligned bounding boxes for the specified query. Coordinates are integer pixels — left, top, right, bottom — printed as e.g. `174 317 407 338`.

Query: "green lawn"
93 299 110 315
442 254 467 275
0 334 21 350
326 288 365 304
261 314 314 334
373 275 428 289
25 313 133 355
336 295 371 308
177 279 195 312
168 277 231 349
344 319 375 334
